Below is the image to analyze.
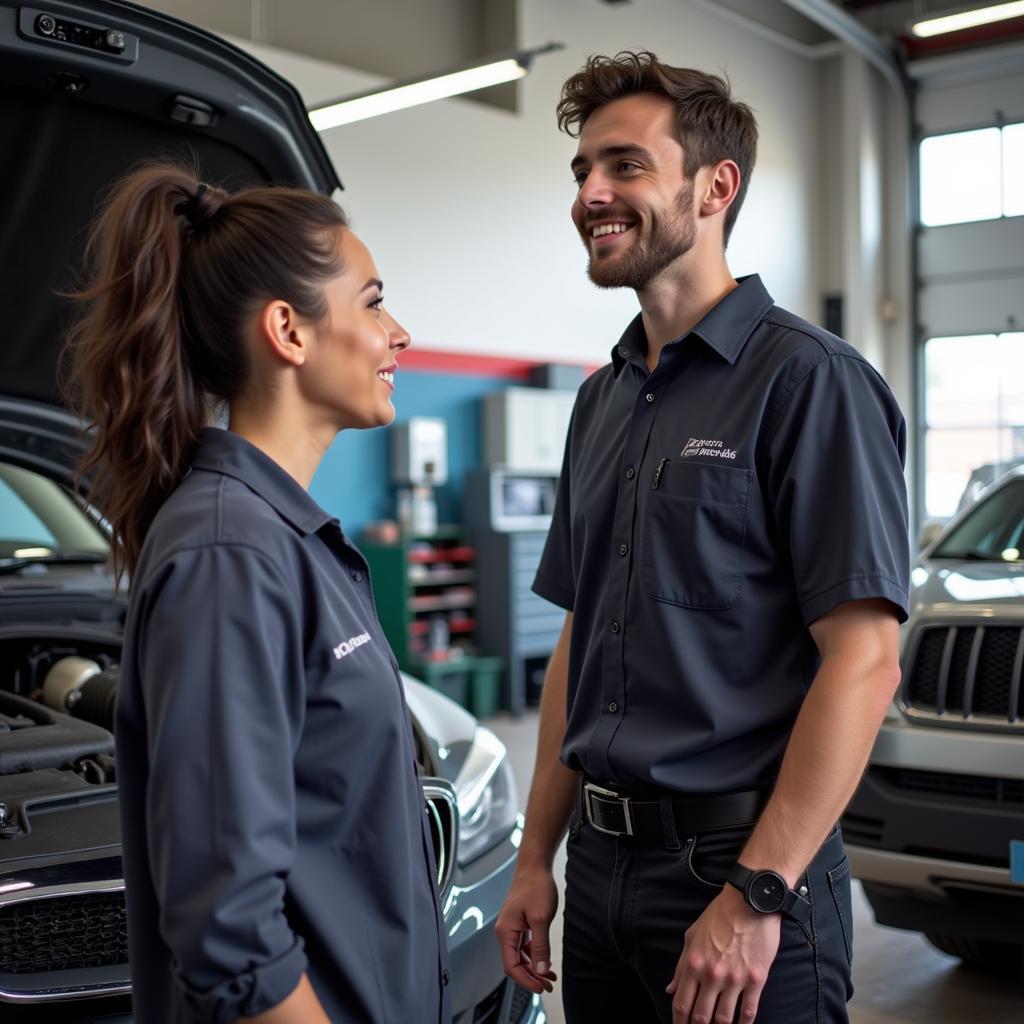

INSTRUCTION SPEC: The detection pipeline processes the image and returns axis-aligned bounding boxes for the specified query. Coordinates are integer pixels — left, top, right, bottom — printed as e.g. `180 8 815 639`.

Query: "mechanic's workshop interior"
1 1 1023 1022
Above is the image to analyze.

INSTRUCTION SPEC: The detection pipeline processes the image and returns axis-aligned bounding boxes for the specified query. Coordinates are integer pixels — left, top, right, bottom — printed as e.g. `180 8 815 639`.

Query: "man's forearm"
517 613 578 872
739 641 900 886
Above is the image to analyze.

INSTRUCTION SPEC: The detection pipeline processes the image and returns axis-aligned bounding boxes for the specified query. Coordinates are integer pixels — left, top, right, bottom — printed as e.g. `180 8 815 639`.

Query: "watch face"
748 871 787 913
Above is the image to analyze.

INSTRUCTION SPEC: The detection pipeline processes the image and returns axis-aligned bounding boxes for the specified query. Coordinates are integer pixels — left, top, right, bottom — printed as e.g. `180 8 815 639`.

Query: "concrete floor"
486 710 1023 1024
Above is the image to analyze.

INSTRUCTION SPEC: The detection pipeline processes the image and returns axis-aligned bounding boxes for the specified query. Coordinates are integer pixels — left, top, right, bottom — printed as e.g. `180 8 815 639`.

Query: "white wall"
237 0 827 364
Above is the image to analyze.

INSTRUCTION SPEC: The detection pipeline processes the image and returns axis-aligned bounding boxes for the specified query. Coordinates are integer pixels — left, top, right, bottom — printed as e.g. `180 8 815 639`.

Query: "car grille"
0 789 457 999
473 982 505 1023
422 779 458 895
872 765 1024 805
902 624 1024 729
453 979 536 1024
507 984 536 1022
0 888 128 975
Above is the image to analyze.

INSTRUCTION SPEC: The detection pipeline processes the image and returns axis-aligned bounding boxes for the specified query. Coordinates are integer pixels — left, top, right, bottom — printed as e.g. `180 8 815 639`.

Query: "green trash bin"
417 658 472 710
469 655 504 719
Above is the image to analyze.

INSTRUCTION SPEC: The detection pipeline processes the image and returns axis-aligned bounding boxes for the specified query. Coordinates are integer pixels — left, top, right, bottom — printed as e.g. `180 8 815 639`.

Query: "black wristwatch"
726 863 811 926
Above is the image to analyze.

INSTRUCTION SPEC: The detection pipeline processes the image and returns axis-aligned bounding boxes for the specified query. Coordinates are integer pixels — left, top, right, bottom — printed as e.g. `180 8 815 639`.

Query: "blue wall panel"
310 369 511 540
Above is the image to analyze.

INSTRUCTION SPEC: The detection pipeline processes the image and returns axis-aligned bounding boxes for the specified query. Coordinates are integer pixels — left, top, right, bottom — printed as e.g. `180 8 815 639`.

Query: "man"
495 52 908 1024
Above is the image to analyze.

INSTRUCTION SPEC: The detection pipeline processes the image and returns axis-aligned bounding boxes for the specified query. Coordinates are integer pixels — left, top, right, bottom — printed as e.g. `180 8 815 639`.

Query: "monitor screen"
501 477 552 518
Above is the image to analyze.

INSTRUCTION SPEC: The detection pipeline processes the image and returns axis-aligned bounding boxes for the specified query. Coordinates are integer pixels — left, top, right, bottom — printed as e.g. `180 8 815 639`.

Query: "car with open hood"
0 2 541 1020
842 467 1024 972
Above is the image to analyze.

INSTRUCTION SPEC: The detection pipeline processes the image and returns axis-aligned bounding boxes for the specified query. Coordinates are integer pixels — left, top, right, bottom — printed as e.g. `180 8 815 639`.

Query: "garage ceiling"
142 0 1024 81
143 0 517 83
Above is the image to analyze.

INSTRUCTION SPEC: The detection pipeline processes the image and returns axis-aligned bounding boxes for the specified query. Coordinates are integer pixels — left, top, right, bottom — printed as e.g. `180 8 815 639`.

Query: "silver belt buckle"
584 781 634 837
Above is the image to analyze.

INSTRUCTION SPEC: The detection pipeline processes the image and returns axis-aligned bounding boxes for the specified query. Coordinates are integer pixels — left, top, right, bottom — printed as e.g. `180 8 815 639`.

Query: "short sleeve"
133 544 308 1022
764 354 910 627
533 408 577 610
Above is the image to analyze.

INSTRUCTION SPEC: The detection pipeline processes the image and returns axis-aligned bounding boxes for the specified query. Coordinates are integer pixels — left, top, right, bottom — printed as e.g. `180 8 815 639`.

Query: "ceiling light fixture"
909 1 1024 38
309 42 564 131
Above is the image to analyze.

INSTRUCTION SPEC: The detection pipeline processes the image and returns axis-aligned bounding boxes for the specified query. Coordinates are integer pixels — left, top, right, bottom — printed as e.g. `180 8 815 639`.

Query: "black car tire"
925 933 1024 974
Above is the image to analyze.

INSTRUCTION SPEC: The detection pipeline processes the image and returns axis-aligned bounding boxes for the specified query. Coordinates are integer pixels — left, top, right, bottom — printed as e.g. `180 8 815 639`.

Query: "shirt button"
608 702 618 713
351 571 363 582
626 467 636 479
611 620 621 634
618 544 628 556
442 969 450 986
646 392 655 403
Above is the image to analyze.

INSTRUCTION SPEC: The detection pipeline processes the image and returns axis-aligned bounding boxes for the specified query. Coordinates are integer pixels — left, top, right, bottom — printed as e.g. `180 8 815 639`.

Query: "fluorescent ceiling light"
910 1 1024 38
309 43 563 131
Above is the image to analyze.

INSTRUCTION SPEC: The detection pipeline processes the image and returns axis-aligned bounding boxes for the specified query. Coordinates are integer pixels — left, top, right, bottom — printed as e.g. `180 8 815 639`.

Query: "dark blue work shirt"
533 275 909 795
117 428 449 1024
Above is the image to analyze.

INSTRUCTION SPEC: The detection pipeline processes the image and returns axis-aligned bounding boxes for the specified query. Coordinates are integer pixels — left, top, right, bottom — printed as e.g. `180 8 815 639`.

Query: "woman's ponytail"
65 162 348 580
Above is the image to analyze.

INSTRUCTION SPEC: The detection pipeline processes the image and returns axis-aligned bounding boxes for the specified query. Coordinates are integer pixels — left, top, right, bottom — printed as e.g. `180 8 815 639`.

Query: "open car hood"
0 0 342 413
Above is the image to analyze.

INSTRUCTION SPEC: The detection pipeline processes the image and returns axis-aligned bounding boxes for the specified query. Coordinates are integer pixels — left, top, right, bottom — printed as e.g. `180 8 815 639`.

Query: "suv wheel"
925 933 1024 973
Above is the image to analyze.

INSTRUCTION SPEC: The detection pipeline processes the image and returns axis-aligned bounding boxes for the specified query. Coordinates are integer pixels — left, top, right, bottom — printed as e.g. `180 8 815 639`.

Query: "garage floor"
486 711 1022 1024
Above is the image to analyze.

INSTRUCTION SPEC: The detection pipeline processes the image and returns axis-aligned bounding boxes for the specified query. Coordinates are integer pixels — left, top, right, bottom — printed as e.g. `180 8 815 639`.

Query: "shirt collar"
611 274 774 373
190 427 336 536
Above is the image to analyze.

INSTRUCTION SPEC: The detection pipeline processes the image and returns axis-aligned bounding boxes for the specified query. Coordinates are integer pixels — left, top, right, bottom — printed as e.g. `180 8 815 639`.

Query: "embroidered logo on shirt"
333 632 371 660
681 437 737 460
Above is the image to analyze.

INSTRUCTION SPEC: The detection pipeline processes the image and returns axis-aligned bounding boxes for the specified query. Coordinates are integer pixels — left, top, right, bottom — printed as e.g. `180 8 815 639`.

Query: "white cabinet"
483 387 576 472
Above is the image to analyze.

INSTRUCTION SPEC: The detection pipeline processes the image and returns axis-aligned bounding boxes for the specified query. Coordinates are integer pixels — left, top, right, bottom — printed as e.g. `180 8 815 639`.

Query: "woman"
67 164 449 1024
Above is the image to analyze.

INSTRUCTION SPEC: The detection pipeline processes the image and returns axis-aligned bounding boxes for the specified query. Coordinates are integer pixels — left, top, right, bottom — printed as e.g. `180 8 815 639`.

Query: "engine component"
42 656 102 711
73 670 118 733
0 692 113 776
41 657 118 732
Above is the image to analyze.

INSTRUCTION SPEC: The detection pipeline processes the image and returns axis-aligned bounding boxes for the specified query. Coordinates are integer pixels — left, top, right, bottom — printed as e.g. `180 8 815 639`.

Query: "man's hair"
556 51 758 244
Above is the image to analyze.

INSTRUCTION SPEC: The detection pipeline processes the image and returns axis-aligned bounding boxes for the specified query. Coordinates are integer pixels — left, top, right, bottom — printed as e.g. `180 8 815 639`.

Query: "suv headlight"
454 725 519 866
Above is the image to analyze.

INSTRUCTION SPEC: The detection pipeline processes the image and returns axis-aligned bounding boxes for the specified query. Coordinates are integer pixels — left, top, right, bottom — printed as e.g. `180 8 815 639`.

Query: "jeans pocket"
827 855 854 966
682 825 751 893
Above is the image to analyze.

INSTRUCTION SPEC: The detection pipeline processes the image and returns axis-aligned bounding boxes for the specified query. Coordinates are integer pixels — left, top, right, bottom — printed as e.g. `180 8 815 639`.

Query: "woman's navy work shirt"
534 275 910 796
116 428 449 1024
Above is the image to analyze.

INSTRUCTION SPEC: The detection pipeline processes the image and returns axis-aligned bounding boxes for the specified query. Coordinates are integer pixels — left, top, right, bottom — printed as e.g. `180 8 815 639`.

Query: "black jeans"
562 812 854 1023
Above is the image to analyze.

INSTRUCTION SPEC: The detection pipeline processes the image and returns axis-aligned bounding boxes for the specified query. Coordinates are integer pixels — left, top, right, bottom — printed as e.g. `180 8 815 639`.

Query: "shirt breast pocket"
641 462 752 610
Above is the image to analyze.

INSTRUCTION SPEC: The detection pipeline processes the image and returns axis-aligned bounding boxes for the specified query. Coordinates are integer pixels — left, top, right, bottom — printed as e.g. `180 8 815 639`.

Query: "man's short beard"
585 181 696 291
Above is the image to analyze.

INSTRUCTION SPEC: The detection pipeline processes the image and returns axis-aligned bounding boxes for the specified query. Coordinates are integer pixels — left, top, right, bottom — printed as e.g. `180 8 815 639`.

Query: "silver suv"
843 468 1024 971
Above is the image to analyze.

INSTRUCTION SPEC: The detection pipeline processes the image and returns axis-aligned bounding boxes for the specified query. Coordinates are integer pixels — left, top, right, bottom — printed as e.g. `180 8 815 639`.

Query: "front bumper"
843 714 1024 866
3 821 543 1022
849 844 1024 943
844 713 1024 943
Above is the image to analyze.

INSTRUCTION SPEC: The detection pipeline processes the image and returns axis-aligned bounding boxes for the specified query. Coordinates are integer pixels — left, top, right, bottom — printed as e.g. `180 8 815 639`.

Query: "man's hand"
666 884 781 1024
495 865 560 995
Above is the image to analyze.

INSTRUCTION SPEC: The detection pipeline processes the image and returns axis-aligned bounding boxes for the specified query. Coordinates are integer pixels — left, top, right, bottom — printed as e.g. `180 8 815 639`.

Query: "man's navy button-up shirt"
117 427 449 1024
533 275 910 795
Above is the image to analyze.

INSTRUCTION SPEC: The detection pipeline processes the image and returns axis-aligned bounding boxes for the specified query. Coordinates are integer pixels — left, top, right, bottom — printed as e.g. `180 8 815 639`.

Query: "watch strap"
781 885 812 925
725 862 755 897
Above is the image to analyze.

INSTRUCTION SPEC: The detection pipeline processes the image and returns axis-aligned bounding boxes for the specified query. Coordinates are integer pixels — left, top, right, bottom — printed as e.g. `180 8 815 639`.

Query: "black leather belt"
582 777 769 839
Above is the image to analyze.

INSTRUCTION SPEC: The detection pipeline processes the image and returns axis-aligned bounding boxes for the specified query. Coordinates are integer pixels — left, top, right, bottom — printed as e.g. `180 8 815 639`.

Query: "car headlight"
454 725 519 866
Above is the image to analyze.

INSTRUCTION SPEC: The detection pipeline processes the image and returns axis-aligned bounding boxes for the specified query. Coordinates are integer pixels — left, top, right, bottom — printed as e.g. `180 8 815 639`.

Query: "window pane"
998 333 1024 423
0 478 57 549
1004 122 1024 217
925 426 1007 519
920 128 1002 226
934 478 1024 560
925 334 998 427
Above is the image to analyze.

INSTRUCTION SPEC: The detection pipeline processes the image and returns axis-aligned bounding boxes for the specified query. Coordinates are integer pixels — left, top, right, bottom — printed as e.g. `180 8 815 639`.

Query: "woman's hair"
556 51 758 244
65 162 349 579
